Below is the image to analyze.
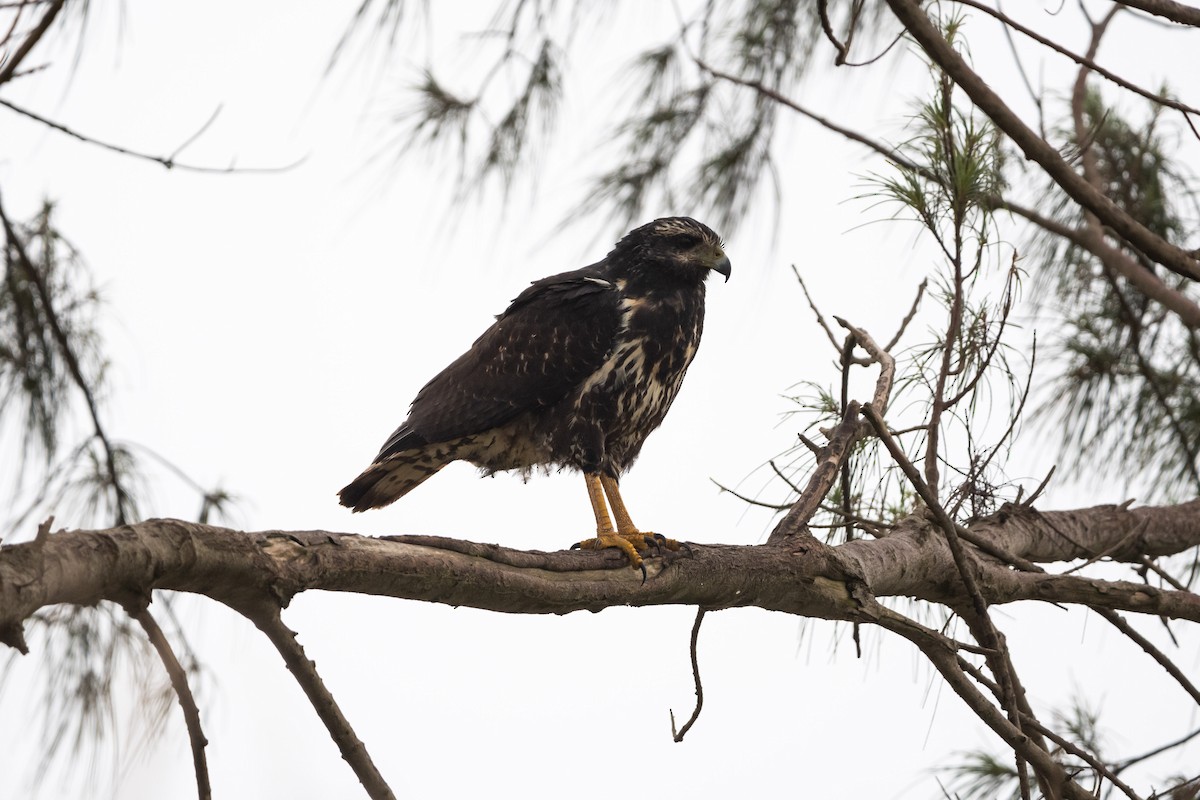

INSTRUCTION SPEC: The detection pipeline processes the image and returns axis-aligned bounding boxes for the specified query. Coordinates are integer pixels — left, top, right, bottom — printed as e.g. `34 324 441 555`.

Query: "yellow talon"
575 473 686 577
574 531 655 567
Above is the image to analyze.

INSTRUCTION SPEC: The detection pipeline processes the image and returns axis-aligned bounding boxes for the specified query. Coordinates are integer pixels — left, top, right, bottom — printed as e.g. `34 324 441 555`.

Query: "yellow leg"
573 474 687 578
600 474 638 534
573 472 654 574
601 475 685 554
586 473 615 534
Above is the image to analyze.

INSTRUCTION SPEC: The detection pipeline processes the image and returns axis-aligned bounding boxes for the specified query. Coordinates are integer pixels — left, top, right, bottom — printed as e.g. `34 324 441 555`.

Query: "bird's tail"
338 447 455 512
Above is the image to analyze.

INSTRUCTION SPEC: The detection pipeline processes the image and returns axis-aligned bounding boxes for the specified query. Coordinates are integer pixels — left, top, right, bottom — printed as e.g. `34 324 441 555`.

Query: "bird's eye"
672 234 702 249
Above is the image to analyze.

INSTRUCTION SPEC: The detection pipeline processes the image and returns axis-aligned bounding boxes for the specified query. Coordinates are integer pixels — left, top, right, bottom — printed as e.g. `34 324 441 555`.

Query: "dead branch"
2 503 1197 639
873 606 1092 799
1117 0 1200 26
126 601 211 800
833 317 895 414
1093 607 1200 707
238 601 396 800
792 266 843 353
670 607 707 742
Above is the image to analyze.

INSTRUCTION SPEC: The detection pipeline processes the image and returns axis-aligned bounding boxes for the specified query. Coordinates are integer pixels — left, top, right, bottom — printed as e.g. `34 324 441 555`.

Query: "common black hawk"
339 216 730 573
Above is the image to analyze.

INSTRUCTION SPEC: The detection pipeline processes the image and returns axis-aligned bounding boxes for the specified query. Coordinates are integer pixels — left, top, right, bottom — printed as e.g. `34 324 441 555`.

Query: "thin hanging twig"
670 608 707 742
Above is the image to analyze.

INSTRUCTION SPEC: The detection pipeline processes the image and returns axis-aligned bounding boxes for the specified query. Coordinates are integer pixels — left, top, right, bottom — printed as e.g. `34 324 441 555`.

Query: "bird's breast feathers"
574 285 703 425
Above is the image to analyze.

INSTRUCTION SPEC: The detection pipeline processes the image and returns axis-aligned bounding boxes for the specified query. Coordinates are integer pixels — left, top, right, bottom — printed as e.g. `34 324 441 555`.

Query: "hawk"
339 217 730 574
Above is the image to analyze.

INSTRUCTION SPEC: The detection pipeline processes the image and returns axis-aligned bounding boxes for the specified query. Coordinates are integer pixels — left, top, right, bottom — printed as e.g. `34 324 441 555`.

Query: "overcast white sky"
2 2 1198 798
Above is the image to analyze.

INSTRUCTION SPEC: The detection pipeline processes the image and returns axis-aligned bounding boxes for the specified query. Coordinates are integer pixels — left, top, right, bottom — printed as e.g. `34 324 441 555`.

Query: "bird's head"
608 216 731 285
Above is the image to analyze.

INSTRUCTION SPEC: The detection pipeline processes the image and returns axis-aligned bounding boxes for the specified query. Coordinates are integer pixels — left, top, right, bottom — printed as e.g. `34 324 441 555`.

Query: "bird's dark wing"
375 266 620 458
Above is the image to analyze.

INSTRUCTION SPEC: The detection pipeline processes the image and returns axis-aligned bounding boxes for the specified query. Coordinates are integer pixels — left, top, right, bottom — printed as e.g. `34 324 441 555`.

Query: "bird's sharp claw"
570 530 689 579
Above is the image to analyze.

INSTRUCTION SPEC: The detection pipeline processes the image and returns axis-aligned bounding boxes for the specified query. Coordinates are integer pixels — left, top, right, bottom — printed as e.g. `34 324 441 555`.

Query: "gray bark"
2 499 1198 646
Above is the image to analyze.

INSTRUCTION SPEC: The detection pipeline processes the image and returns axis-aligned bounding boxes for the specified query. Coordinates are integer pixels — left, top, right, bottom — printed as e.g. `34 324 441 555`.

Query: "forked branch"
768 319 894 544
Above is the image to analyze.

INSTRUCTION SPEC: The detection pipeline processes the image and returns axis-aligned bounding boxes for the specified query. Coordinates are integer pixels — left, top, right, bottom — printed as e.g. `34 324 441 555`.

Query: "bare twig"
1062 519 1149 575
797 434 823 456
995 0 1044 133
956 333 1036 519
792 265 841 352
34 514 53 544
769 459 804 494
696 58 936 181
239 602 397 800
167 104 225 162
769 321 894 543
861 401 1036 774
1018 714 1143 800
126 602 211 800
840 336 855 541
885 278 927 351
865 403 988 616
670 607 707 742
954 522 1044 573
1115 725 1200 774
817 0 850 64
1094 607 1200 708
1020 466 1056 508
769 400 862 542
0 98 304 174
709 479 791 510
1139 555 1189 592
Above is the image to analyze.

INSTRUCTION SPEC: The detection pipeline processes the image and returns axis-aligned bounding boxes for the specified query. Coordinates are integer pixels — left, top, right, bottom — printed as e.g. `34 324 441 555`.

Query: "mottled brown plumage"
339 217 729 565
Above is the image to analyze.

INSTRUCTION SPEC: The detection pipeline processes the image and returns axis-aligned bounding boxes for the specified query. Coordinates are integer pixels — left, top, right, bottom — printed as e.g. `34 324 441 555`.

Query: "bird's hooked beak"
711 253 732 283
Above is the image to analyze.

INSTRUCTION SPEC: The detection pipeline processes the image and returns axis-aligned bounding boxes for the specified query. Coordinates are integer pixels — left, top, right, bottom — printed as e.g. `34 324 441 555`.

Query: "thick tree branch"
0 522 862 625
2 502 1197 634
0 504 1195 798
1117 0 1200 27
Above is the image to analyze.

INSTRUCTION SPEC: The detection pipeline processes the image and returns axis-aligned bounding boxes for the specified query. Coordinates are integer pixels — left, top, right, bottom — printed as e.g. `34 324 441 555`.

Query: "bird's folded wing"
377 271 622 457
